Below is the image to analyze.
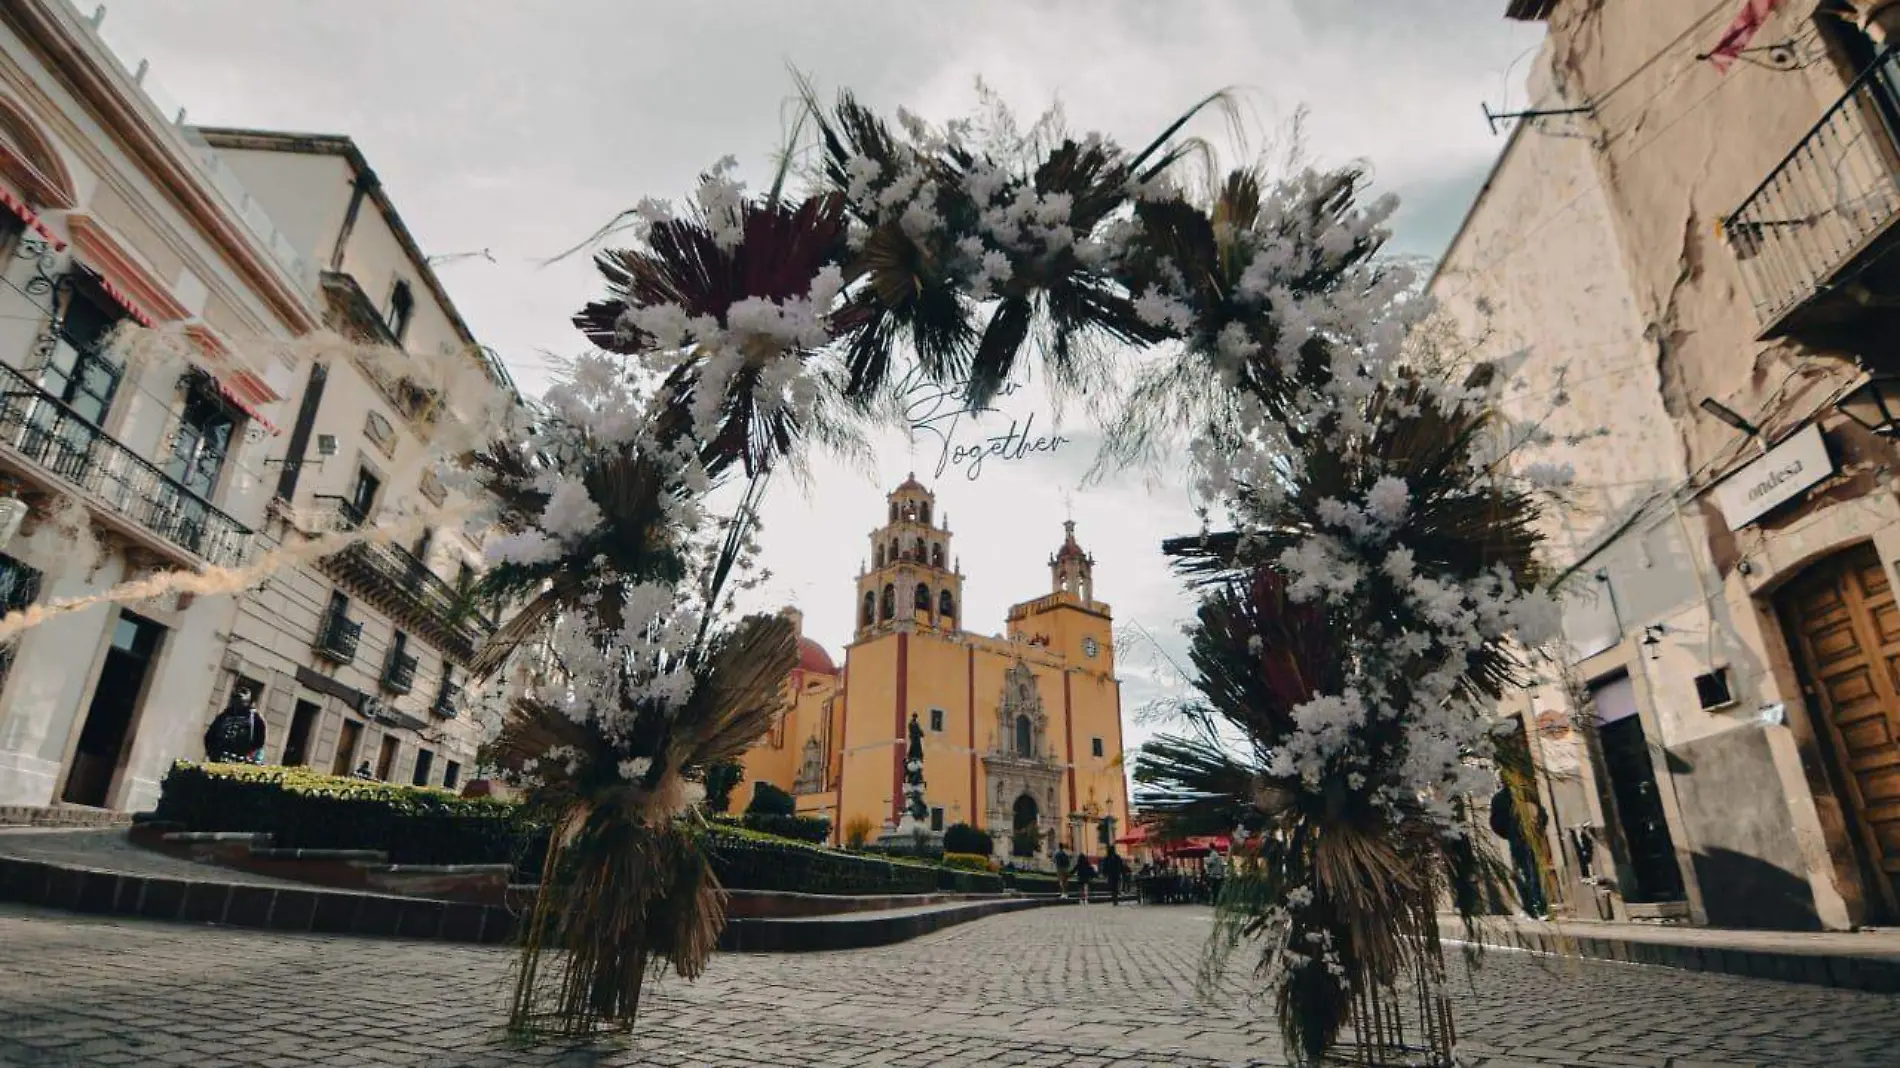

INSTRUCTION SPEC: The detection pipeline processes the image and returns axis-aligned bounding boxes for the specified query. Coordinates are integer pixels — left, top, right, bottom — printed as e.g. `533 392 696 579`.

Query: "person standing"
1054 844 1072 899
203 688 267 764
1205 847 1227 905
1489 783 1549 918
1101 845 1128 906
1073 853 1097 904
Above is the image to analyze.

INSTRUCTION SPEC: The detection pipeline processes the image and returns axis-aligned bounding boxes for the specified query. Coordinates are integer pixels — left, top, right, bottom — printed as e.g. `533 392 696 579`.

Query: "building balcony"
0 360 252 569
381 649 417 695
1725 47 1900 345
431 680 460 719
310 495 495 664
314 610 362 664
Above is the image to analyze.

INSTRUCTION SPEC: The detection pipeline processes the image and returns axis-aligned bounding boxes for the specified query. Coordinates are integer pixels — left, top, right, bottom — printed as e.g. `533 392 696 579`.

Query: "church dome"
893 472 930 495
797 636 839 676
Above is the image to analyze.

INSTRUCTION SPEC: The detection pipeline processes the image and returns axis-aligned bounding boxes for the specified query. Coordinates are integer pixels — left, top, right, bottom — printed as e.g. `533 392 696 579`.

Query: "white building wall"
0 5 312 811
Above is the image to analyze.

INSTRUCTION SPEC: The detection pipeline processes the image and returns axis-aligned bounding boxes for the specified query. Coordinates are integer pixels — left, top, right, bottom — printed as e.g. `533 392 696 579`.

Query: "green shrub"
941 822 993 856
705 761 744 814
941 851 993 873
740 812 831 844
746 781 796 817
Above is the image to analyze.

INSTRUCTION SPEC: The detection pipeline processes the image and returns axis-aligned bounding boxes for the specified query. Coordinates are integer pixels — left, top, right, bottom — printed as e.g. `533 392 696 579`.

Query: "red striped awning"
0 185 65 251
80 266 156 328
182 328 281 435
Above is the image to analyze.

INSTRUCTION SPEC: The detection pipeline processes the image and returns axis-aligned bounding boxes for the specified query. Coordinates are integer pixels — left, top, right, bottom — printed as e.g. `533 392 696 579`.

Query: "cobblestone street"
1 903 1896 1068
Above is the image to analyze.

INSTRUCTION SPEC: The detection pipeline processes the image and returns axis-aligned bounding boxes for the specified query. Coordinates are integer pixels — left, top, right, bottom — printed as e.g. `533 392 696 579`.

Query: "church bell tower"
855 475 964 639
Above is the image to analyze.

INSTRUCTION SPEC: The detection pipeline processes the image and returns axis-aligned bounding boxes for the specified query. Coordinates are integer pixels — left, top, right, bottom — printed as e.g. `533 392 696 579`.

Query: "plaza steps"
0 827 1067 951
1436 914 1900 994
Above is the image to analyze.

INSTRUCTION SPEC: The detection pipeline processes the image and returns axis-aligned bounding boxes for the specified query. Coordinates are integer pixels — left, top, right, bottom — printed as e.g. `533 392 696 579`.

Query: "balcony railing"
310 495 495 663
314 610 362 664
382 649 418 695
0 361 251 568
1725 47 1900 335
432 680 461 719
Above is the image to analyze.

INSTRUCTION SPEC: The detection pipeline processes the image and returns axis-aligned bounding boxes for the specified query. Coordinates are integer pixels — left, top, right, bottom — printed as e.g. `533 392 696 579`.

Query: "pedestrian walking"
1101 845 1128 905
1054 844 1072 899
1073 853 1097 904
354 761 376 780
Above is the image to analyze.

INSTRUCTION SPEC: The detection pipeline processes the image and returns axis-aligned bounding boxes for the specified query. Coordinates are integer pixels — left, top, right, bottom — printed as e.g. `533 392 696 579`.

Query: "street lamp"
1699 397 1760 437
1837 376 1900 436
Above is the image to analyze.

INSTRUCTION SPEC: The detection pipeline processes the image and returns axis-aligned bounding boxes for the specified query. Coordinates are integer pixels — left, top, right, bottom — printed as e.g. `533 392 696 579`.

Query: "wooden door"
1778 543 1900 914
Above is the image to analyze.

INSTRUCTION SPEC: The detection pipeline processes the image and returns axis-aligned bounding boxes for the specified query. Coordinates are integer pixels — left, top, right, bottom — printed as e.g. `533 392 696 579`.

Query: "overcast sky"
96 1 1545 757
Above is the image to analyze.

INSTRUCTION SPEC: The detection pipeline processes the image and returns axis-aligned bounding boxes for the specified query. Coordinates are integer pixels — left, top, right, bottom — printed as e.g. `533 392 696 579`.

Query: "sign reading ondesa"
1710 423 1832 531
899 364 1071 481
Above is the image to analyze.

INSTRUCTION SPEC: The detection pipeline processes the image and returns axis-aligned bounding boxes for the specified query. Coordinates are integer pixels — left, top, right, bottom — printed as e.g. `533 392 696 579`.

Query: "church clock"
1082 636 1099 658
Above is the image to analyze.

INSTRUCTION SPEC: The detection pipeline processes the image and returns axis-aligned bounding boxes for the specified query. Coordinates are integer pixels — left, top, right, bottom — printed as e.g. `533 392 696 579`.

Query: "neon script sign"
899 365 1070 481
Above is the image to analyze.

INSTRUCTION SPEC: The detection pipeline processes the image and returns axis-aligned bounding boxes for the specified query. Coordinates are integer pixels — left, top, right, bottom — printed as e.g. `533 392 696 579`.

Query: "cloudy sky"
98 1 1545 755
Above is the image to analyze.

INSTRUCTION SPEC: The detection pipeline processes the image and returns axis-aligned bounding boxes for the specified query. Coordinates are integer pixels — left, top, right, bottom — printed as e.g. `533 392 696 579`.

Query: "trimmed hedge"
707 832 937 895
153 762 529 869
155 762 1042 897
936 867 1005 894
1004 870 1063 895
740 812 832 844
941 851 993 873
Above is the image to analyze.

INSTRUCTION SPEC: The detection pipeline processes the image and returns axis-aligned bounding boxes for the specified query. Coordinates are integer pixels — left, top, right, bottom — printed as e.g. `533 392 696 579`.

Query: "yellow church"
740 477 1131 862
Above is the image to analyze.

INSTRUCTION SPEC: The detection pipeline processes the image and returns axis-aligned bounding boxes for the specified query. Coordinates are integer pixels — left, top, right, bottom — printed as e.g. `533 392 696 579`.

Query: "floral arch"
458 85 1556 1065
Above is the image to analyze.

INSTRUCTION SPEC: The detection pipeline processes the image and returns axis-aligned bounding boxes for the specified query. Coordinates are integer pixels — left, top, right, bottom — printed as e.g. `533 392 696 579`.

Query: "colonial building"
0 1 514 813
190 128 516 791
1439 0 1900 931
740 478 1131 861
0 0 317 811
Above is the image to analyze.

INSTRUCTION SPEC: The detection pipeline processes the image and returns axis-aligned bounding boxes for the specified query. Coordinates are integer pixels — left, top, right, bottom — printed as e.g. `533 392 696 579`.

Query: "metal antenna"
1482 100 1594 136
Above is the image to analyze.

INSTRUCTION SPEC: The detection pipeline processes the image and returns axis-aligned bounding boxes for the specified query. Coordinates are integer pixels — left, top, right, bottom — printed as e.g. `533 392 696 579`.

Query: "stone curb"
0 852 1063 951
0 854 517 944
1438 918 1900 995
0 805 133 829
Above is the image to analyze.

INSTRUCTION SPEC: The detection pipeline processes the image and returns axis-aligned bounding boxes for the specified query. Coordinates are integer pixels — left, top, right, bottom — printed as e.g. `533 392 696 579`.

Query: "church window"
861 591 875 627
914 582 930 612
889 501 898 522
880 584 895 620
1092 737 1104 758
929 708 945 732
875 543 885 568
938 589 955 618
889 539 899 562
931 543 944 568
1015 714 1032 757
919 502 931 525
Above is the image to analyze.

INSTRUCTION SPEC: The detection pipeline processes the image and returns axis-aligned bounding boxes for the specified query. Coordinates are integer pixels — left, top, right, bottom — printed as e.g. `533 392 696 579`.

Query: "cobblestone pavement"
1 903 1895 1068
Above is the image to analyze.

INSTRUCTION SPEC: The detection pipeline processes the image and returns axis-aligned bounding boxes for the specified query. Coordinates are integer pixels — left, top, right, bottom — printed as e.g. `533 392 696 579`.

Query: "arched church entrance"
1012 792 1040 857
1774 541 1900 919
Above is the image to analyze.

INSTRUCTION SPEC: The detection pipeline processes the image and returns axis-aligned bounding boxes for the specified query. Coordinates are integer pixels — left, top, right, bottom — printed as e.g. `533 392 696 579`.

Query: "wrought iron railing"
311 495 495 662
1725 47 1900 328
0 360 251 568
382 648 418 694
314 609 362 663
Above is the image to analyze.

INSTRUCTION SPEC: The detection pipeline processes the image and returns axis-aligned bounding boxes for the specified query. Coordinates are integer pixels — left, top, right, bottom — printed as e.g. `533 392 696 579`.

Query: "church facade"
739 478 1130 862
